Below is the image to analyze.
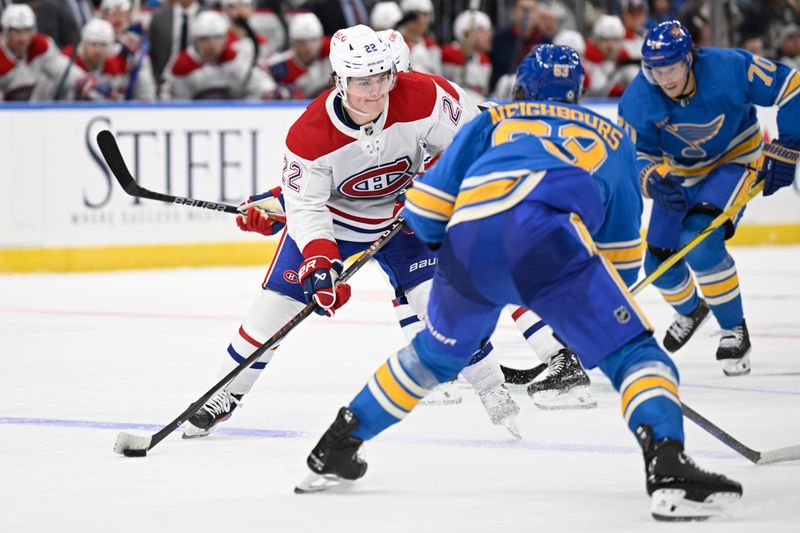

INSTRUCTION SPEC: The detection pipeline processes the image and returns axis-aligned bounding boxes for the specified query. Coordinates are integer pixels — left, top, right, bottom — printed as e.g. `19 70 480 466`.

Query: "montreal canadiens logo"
283 270 299 284
338 157 414 199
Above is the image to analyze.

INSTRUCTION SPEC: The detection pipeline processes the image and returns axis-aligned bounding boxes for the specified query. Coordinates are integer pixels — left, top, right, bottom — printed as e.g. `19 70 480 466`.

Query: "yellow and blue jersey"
618 47 800 185
404 100 639 245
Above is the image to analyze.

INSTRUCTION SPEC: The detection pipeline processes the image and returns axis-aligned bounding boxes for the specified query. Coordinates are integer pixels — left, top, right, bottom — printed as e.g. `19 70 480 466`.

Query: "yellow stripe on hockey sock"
699 273 740 297
597 242 644 265
623 388 682 425
661 279 697 305
375 361 422 412
621 376 679 415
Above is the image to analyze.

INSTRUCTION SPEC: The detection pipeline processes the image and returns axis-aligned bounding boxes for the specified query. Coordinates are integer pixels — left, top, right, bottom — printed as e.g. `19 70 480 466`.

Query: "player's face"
346 70 395 114
294 38 322 64
103 8 130 35
652 60 690 98
5 27 33 58
196 36 225 63
83 42 109 69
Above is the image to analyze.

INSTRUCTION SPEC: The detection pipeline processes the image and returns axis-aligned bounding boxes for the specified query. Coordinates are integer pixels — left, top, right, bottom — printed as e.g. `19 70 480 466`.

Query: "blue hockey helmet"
513 44 584 104
641 20 693 83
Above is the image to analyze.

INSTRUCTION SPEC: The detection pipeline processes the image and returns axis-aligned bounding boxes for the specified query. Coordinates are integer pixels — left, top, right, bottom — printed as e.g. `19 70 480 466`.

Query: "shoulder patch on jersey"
385 72 439 128
440 44 465 66
27 34 50 62
171 51 201 76
0 47 16 76
285 89 354 160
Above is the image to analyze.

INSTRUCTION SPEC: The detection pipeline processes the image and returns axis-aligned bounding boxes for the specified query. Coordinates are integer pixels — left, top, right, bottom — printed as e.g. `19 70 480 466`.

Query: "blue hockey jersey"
404 100 638 243
618 47 800 186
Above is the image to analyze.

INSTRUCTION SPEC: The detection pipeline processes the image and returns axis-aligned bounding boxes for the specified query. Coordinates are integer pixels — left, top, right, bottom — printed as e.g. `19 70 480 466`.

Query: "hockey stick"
114 217 408 456
681 403 800 465
96 130 286 222
502 179 766 384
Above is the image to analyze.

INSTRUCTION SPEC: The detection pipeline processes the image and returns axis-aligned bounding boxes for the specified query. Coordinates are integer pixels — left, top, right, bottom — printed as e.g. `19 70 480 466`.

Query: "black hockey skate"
663 299 710 353
716 319 751 377
182 389 243 439
636 425 742 521
527 349 597 410
295 407 367 494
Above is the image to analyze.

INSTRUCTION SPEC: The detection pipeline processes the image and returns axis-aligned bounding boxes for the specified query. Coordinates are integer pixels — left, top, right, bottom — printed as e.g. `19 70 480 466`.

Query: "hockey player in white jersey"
0 4 86 101
160 11 276 100
183 25 522 440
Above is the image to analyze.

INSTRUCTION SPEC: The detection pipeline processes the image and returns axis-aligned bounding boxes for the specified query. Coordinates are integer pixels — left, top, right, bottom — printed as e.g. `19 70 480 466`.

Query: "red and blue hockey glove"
758 142 800 196
298 239 352 317
642 164 687 211
236 186 287 236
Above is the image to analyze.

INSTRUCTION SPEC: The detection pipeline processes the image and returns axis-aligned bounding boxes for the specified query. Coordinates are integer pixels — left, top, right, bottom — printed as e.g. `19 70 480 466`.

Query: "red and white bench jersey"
0 33 83 101
408 36 442 75
63 44 128 101
281 71 480 250
440 42 491 97
160 42 276 100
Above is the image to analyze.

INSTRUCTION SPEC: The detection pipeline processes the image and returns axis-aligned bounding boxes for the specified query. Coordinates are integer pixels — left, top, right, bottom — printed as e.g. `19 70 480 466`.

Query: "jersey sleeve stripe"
777 70 800 108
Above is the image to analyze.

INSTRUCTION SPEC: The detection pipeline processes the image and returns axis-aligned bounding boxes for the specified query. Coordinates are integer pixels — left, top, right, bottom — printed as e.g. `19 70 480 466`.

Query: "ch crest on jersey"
338 156 414 198
664 114 725 158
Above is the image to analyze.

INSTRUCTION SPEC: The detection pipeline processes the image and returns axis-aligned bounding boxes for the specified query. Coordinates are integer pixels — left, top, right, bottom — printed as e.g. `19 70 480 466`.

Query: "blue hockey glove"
642 164 687 211
758 142 800 196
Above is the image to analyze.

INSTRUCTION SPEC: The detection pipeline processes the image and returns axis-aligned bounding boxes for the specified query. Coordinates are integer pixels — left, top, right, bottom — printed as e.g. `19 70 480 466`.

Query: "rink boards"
1 100 799 272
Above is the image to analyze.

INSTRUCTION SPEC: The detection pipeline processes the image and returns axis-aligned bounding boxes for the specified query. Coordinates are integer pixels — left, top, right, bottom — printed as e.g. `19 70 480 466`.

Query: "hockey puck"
123 448 148 457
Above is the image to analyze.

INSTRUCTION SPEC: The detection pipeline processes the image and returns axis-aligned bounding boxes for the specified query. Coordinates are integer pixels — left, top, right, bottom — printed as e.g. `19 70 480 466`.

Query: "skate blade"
500 417 522 440
114 431 151 455
651 489 742 521
532 385 597 410
722 352 751 377
294 471 355 494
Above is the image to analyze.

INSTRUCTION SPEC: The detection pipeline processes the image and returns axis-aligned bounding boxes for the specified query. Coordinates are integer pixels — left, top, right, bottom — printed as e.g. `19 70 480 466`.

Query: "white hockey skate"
479 384 521 439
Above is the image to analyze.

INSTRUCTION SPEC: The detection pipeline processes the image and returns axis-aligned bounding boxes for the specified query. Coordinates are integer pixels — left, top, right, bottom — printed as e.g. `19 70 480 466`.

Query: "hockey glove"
298 239 352 317
642 164 687 211
236 186 287 236
758 141 800 196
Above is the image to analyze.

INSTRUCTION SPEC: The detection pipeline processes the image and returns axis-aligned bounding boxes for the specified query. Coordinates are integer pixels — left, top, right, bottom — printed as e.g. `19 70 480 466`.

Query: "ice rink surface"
1 245 799 532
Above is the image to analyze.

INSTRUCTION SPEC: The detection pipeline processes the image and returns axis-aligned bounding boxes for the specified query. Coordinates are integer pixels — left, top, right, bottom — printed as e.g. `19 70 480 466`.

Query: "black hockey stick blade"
682 402 762 464
501 363 547 385
96 130 240 214
113 218 408 456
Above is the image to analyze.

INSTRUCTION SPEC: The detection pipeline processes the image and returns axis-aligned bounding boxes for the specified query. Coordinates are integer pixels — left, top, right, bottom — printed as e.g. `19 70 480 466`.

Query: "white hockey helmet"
453 11 491 43
377 29 410 72
400 0 433 15
329 25 396 97
1 4 36 31
593 15 624 40
192 11 229 40
100 0 132 12
289 13 323 42
370 2 402 31
82 18 115 44
553 29 586 56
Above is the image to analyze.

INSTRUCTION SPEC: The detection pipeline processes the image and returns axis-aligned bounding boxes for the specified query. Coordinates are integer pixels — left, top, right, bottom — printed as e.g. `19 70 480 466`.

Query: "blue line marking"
0 416 739 460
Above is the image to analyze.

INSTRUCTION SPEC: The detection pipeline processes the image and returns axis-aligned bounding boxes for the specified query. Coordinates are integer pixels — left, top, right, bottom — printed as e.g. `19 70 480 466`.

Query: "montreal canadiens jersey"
618 47 800 185
280 71 480 249
404 100 638 241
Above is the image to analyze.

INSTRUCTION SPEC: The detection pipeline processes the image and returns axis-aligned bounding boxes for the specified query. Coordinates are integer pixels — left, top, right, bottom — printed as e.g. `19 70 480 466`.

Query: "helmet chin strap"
342 96 375 118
